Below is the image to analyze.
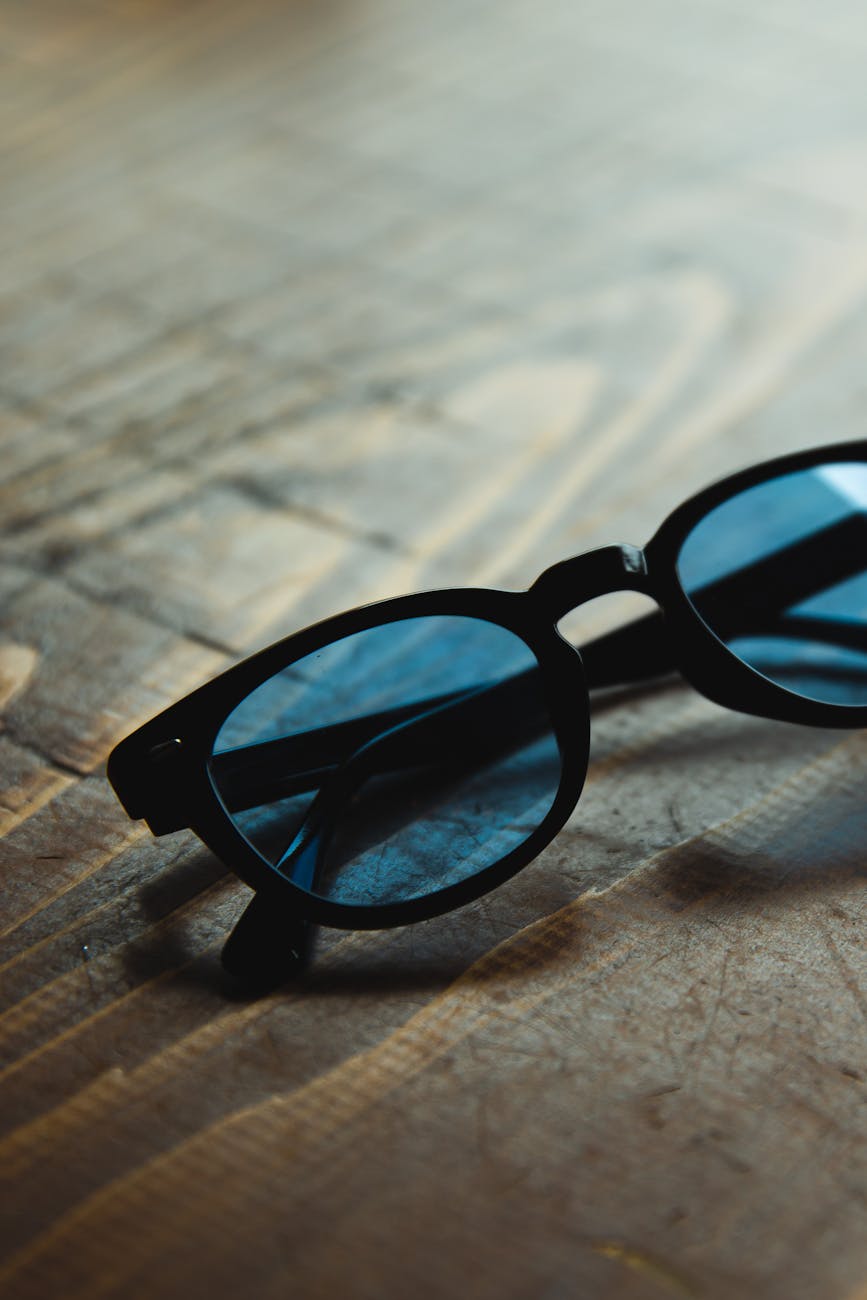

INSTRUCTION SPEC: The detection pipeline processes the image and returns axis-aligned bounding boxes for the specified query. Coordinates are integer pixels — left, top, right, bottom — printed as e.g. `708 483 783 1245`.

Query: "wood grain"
2 1 867 1296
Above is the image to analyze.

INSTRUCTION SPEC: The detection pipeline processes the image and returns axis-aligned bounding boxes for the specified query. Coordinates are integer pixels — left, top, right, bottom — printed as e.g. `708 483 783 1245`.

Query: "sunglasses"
108 441 867 984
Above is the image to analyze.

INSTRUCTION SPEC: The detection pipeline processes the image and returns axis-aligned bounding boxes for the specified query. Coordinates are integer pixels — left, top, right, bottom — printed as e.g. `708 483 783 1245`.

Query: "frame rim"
107 437 867 939
647 437 867 728
110 589 591 929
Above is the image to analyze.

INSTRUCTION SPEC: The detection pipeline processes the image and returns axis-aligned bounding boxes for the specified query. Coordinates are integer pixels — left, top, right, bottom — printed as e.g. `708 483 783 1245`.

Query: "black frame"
107 440 867 981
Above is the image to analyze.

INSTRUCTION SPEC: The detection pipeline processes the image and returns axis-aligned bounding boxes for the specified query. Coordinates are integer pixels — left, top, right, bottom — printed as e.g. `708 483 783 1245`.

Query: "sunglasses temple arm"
219 671 558 981
688 513 867 633
217 677 551 982
270 674 554 887
214 668 558 817
213 516 866 814
211 688 484 812
221 889 312 985
579 610 674 688
211 611 675 813
219 680 547 983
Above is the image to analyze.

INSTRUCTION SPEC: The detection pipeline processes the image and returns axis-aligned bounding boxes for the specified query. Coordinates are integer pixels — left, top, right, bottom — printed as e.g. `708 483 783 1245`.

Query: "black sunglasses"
108 441 867 984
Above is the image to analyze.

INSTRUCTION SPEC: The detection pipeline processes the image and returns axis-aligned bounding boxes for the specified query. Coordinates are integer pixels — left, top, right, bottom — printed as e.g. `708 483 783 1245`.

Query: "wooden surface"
3 2 867 1296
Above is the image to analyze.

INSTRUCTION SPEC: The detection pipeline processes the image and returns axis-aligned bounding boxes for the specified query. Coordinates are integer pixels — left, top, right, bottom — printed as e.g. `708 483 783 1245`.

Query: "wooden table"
2 2 867 1296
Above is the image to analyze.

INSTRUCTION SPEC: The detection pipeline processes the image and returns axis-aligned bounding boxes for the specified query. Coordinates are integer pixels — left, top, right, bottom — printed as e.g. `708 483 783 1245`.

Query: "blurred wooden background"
3 1 867 1296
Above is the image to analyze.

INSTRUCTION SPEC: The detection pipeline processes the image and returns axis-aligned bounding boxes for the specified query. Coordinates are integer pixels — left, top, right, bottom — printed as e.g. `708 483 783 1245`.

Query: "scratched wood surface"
3 1 867 1297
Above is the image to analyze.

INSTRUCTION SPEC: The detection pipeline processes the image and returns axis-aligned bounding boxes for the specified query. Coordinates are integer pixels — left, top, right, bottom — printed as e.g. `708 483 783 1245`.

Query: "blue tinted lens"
208 615 564 906
677 461 867 705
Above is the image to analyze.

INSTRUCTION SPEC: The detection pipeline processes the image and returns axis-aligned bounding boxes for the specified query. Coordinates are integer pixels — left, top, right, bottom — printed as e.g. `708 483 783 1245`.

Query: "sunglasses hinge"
108 733 192 835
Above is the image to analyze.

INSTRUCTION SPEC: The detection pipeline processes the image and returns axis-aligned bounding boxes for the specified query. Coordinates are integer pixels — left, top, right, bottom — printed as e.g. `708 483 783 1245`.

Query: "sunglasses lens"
208 615 564 907
677 459 867 705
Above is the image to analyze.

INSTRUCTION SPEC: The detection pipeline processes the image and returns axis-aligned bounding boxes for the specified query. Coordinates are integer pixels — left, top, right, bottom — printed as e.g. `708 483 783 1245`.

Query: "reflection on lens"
208 615 563 906
677 461 867 704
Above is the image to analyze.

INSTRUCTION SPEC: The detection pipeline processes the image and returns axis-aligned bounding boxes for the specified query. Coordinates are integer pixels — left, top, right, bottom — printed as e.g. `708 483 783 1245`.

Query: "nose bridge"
530 544 652 620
